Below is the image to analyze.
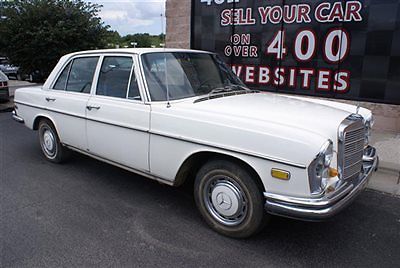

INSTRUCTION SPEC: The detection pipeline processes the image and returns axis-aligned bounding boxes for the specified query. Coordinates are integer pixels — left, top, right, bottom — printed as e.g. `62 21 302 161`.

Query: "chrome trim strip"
12 110 24 123
87 117 149 133
14 101 46 110
64 145 174 186
150 130 307 169
15 101 149 133
264 146 378 221
15 101 307 169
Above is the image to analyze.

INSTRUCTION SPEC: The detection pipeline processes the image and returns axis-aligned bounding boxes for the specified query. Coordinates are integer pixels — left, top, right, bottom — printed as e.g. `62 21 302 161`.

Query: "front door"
86 55 150 172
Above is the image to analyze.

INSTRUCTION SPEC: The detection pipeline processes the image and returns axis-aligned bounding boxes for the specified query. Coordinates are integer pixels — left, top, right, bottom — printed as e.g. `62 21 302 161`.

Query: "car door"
46 56 99 150
86 54 151 172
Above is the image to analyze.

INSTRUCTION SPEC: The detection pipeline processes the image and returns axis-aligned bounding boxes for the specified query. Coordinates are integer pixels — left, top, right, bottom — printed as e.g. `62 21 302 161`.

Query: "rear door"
86 54 151 171
46 56 99 150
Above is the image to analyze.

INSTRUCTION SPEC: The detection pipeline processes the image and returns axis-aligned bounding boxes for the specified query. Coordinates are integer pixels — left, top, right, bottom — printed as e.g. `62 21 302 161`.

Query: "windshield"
141 52 246 101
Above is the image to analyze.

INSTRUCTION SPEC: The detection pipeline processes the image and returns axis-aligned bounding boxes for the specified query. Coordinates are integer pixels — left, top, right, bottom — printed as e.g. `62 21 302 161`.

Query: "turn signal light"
271 168 290 180
329 168 338 177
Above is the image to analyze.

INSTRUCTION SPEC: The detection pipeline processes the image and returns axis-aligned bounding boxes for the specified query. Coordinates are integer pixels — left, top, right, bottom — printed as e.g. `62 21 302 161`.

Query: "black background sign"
191 0 400 105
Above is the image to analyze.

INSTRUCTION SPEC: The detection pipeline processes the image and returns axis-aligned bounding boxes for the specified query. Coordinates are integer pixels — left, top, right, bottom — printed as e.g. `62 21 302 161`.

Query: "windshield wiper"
194 86 260 103
208 87 234 95
208 85 247 95
227 84 249 91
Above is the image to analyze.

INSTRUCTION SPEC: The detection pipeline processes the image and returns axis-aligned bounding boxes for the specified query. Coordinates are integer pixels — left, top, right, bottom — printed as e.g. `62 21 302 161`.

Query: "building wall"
165 0 399 133
165 0 191 49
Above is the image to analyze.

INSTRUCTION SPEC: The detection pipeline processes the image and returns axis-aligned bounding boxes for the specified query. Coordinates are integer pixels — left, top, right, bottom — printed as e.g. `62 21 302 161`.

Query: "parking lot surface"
1 112 400 267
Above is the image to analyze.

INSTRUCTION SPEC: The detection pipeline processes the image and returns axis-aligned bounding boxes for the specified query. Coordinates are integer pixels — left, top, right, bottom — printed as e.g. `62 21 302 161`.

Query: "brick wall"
165 0 191 49
165 0 400 133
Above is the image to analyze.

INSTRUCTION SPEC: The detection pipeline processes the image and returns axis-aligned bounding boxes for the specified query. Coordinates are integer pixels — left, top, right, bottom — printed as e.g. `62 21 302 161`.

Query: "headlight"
308 140 333 195
364 116 374 147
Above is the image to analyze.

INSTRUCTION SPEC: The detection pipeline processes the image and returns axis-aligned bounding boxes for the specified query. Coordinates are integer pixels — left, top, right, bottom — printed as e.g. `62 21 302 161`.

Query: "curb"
367 167 400 196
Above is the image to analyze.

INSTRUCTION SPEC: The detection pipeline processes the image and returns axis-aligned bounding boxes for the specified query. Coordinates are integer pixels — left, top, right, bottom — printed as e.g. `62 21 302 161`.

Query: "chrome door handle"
86 105 101 111
45 97 56 102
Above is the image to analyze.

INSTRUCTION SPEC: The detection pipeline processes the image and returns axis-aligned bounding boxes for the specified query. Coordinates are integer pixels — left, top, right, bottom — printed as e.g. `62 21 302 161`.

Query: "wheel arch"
174 150 266 192
32 115 61 140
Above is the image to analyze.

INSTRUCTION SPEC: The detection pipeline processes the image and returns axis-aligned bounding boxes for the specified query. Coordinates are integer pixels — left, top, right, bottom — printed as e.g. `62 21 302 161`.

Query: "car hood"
151 92 371 167
184 92 369 138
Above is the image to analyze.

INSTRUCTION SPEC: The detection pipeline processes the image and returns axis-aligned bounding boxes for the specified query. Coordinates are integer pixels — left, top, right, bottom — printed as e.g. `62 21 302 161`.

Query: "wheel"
38 119 70 163
194 159 267 238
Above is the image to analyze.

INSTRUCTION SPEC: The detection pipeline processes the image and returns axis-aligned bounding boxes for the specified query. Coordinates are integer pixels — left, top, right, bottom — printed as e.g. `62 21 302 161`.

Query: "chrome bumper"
264 146 379 221
12 110 24 123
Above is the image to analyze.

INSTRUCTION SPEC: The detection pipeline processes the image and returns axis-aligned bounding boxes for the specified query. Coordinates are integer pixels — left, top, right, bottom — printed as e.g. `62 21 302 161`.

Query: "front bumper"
264 146 379 221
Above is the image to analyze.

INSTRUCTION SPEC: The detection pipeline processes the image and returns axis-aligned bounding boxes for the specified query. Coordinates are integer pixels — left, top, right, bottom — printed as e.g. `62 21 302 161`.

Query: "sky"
87 0 166 36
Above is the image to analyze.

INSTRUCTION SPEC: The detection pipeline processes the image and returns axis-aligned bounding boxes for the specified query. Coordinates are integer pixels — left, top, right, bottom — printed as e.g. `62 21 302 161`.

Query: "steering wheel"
197 78 220 93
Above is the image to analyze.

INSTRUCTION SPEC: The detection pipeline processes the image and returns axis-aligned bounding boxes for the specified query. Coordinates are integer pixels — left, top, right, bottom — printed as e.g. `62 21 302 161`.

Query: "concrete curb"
367 167 400 196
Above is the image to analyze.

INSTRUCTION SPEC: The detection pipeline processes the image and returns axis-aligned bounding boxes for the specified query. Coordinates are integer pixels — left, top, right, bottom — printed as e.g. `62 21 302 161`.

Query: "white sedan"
12 48 378 238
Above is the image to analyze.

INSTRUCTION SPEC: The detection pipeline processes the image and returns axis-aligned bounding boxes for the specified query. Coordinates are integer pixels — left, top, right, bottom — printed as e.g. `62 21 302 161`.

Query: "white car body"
13 49 378 234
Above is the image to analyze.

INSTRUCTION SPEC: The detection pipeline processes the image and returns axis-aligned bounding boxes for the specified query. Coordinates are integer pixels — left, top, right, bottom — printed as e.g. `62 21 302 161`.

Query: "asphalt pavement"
1 112 400 267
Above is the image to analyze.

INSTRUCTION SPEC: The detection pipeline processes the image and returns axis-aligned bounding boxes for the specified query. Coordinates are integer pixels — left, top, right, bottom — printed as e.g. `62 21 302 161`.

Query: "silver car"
0 57 19 79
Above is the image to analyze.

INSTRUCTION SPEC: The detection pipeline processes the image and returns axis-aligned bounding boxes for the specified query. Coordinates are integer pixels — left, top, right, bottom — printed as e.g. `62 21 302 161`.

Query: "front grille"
338 116 365 180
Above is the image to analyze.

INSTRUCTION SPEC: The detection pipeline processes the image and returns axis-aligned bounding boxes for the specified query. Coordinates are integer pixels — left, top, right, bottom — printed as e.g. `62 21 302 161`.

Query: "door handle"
45 97 56 102
86 105 101 111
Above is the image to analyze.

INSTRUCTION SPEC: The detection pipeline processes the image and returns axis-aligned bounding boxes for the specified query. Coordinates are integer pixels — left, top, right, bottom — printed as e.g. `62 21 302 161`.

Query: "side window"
97 56 135 99
128 66 141 100
66 57 99 93
53 61 71 90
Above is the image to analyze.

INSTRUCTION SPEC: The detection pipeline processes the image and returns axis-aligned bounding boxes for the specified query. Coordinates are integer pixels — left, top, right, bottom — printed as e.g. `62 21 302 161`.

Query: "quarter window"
53 62 71 90
128 66 141 100
66 57 99 93
97 56 138 99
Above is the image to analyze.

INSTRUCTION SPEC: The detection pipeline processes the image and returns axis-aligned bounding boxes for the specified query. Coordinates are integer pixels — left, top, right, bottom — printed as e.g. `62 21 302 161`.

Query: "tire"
194 159 267 238
38 119 70 163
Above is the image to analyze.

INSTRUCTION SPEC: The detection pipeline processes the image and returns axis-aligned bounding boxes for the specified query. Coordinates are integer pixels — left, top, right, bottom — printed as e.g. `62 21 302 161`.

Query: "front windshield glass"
141 52 246 101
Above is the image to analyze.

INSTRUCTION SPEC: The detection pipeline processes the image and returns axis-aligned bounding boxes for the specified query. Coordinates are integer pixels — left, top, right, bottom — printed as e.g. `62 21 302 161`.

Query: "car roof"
65 48 214 58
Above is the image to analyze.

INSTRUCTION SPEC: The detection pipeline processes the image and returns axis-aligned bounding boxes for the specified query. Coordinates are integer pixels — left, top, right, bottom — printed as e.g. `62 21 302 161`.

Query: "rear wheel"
194 159 267 238
38 119 70 163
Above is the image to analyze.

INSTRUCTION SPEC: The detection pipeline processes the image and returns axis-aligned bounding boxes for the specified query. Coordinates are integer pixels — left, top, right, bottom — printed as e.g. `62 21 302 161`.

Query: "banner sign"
191 0 400 105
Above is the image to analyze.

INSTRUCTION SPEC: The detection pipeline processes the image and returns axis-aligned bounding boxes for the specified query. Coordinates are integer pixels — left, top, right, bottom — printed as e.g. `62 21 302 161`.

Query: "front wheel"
194 159 267 238
38 119 70 163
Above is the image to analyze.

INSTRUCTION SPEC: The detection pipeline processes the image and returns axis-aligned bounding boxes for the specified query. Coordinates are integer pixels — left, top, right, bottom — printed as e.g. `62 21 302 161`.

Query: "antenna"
160 11 170 108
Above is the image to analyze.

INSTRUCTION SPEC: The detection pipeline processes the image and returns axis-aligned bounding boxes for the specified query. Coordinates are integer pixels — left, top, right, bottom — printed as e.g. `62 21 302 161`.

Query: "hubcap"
204 176 248 226
41 128 56 157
